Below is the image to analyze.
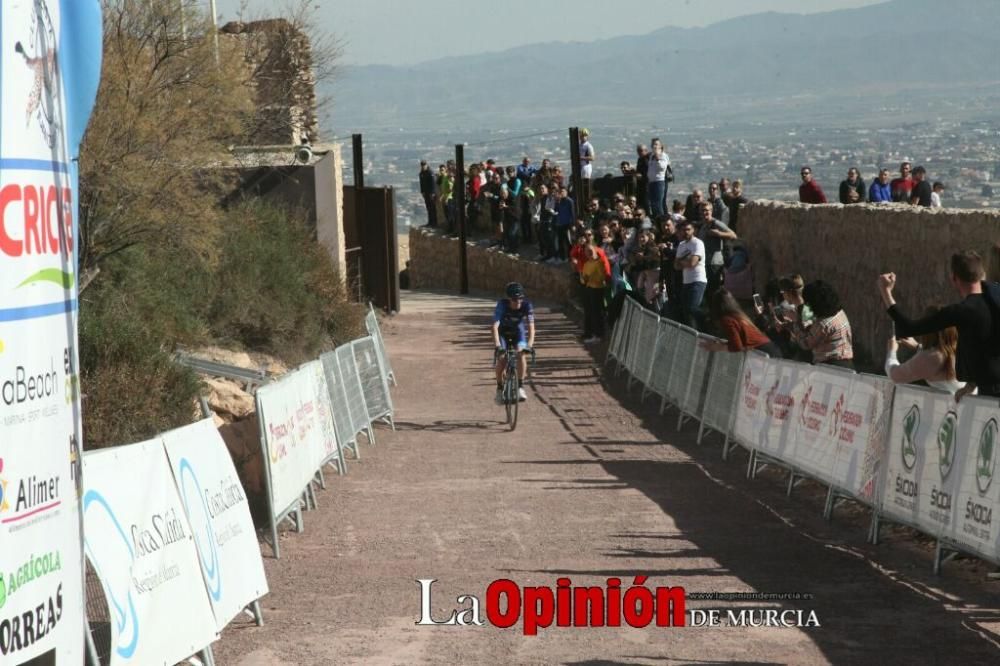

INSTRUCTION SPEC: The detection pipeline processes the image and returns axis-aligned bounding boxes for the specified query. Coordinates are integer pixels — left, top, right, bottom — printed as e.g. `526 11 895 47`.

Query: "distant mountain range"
327 0 1000 132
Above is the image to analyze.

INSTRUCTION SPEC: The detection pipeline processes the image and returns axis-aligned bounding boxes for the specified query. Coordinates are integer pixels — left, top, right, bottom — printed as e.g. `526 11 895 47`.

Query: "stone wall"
739 201 1000 367
409 228 577 306
221 19 319 146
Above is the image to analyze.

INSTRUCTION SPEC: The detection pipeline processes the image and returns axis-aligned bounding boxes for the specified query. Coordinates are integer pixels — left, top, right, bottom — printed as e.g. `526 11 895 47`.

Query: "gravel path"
214 290 1000 666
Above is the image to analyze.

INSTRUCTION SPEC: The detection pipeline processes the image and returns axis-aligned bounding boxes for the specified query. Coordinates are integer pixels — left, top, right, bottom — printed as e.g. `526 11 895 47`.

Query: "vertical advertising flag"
0 0 101 663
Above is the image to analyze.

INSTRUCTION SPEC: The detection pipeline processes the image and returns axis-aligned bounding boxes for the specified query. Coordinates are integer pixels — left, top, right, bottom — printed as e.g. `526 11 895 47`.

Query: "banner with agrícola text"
0 0 102 662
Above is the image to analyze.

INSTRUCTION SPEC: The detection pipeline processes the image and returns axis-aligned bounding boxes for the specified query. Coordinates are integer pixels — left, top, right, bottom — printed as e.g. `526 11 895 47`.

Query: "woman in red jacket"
700 289 783 357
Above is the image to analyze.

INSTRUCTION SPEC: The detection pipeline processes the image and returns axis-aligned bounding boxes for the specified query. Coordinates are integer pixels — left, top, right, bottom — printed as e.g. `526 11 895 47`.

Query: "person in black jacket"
878 251 1000 399
419 160 437 227
839 167 866 204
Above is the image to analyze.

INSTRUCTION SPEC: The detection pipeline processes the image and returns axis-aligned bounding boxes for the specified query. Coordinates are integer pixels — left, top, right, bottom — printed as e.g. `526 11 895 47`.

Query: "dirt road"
214 290 1000 665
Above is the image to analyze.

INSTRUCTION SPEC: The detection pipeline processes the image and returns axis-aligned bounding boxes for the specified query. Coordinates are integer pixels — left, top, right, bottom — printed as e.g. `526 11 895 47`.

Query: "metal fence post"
456 143 468 294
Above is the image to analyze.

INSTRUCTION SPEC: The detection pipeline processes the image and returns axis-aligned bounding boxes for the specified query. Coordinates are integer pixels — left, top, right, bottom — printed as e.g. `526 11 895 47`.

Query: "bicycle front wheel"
507 375 519 431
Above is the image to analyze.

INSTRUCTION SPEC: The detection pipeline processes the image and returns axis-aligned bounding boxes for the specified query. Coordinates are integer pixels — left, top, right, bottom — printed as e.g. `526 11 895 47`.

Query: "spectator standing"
580 244 611 344
656 217 678 310
647 138 671 218
419 160 437 227
878 251 1000 399
516 157 536 186
620 161 637 200
884 309 964 394
630 230 661 306
519 184 534 244
931 182 946 208
635 144 651 211
579 129 595 191
909 166 932 206
839 167 866 204
869 168 892 203
891 162 913 203
726 180 749 232
684 189 705 222
718 178 732 199
798 166 827 204
555 186 576 261
787 281 854 368
707 182 729 223
539 185 558 261
500 187 520 253
674 220 708 329
438 164 455 233
697 201 737 295
701 289 783 357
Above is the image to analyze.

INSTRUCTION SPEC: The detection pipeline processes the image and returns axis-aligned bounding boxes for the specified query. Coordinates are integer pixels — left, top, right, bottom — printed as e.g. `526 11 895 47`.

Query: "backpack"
724 262 754 300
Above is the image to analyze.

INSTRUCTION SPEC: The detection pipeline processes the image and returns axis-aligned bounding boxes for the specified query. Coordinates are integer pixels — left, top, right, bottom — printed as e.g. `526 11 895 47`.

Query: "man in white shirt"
673 219 707 329
646 137 671 218
579 129 594 203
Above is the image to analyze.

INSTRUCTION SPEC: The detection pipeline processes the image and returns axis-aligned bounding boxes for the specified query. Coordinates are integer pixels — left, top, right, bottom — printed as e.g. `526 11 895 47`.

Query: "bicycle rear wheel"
504 378 513 426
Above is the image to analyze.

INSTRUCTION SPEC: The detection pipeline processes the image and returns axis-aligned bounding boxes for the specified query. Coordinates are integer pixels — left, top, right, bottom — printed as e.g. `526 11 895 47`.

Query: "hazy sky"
214 0 886 66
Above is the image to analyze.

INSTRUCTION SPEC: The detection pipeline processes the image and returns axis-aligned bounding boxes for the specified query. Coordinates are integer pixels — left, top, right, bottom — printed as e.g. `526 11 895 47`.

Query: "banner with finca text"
0 0 101 663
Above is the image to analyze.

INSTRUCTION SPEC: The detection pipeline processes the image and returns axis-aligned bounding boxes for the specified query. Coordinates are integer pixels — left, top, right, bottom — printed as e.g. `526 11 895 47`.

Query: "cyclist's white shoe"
518 387 528 402
495 389 504 405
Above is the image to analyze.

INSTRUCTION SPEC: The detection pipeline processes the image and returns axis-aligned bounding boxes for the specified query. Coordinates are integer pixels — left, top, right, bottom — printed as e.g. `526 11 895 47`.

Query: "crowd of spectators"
420 133 999 397
800 161 947 207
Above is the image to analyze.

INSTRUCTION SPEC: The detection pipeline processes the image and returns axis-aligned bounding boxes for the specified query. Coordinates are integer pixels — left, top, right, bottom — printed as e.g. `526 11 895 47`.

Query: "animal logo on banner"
764 379 779 418
977 418 997 495
828 393 845 437
937 411 958 479
15 0 60 148
799 385 813 427
901 405 920 471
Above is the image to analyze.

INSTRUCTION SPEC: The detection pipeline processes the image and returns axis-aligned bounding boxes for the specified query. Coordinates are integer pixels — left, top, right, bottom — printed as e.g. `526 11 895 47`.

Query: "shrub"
79 283 203 449
208 202 364 362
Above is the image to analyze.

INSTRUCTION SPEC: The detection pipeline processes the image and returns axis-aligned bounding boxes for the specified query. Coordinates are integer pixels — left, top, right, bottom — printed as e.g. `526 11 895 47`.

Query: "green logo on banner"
977 418 997 495
901 405 919 471
938 411 958 480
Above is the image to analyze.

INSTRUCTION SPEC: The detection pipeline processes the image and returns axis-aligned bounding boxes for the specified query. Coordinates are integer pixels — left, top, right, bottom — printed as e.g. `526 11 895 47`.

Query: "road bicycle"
494 341 535 431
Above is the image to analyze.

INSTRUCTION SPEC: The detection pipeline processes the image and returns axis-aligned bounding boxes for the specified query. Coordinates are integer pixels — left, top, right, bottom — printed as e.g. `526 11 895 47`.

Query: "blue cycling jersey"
494 299 534 342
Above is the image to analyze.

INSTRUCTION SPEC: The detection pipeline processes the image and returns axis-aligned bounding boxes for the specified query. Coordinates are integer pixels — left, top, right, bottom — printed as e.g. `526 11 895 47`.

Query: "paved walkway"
216 290 1000 665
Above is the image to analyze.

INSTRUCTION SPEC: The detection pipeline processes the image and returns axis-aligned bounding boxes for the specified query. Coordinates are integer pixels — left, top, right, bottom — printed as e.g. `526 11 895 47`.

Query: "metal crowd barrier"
366 304 397 387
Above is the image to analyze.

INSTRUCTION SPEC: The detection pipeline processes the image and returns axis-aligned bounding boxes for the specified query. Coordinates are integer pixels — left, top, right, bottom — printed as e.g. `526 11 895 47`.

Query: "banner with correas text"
0 0 101 663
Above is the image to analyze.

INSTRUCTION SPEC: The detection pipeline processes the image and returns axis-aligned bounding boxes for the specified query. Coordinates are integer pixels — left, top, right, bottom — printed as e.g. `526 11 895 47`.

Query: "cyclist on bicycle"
493 282 535 404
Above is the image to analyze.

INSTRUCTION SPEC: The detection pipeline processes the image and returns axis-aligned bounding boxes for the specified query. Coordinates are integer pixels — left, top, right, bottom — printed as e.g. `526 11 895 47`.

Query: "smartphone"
753 293 764 310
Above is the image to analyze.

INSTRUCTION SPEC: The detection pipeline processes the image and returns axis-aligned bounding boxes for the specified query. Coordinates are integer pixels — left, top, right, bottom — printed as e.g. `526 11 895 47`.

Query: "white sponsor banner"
732 353 772 451
757 360 805 460
83 440 218 665
256 367 326 517
0 0 103 661
949 397 1000 563
784 365 852 484
303 360 341 467
832 374 894 504
881 385 960 536
162 419 269 631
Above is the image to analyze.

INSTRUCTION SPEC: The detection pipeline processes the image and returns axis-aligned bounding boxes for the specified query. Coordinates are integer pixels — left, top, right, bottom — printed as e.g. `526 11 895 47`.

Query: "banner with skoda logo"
1 0 101 663
949 396 1000 564
162 419 269 632
881 385 963 537
83 440 218 665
